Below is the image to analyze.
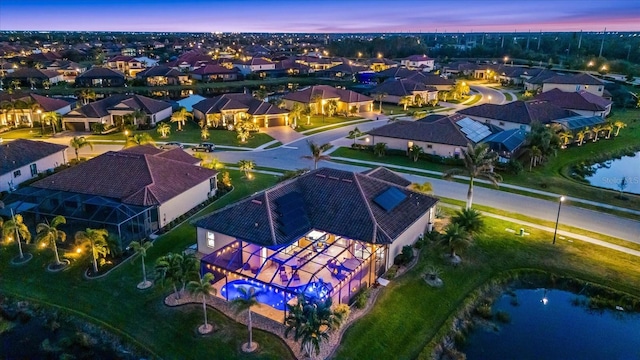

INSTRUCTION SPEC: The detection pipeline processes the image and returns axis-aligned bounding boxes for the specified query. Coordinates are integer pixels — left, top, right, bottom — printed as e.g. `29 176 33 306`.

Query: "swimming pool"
220 279 332 311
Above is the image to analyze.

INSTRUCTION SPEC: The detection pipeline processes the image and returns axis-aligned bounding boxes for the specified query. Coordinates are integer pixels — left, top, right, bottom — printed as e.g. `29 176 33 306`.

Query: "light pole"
552 196 565 244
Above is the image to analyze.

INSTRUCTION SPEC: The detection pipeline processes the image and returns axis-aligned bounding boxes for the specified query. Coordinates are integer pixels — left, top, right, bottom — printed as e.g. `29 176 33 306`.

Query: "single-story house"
190 64 240 82
62 94 172 131
4 68 63 88
282 85 373 114
523 70 558 92
367 58 398 72
404 73 455 91
195 167 437 321
231 57 275 75
322 63 369 79
534 89 612 118
136 66 190 86
0 92 72 128
400 55 435 72
46 60 86 83
0 139 67 193
370 78 438 106
75 67 126 87
192 93 289 128
457 100 578 131
542 73 605 97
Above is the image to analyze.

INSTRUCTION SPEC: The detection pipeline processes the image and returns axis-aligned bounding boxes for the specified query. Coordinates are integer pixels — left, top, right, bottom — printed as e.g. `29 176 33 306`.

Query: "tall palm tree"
409 144 423 162
237 159 255 178
527 145 542 171
301 140 331 169
614 121 627 137
171 107 193 131
74 228 109 273
603 121 615 139
326 99 338 117
231 286 259 352
157 122 171 138
290 103 303 127
310 94 323 115
130 240 153 289
0 101 15 127
1 206 31 260
451 208 484 235
373 142 387 157
409 182 433 194
42 111 62 135
131 109 147 127
399 96 412 110
69 136 93 161
591 124 604 142
576 128 588 146
440 223 472 262
187 273 216 333
302 105 312 125
285 294 344 357
348 127 363 146
442 143 501 210
206 113 222 128
35 216 67 266
558 131 573 148
372 93 386 113
79 89 96 105
125 133 155 148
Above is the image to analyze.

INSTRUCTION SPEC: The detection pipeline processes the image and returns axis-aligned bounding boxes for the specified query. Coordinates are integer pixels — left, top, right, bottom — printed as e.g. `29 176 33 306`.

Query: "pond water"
585 152 640 195
463 289 640 359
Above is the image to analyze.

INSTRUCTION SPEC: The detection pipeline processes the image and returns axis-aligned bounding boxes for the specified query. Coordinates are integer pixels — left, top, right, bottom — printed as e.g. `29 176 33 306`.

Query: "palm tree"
290 103 303 127
440 223 472 263
451 208 484 234
373 142 387 157
442 143 502 210
603 121 614 139
302 105 312 125
558 131 573 148
236 121 250 143
414 94 425 108
231 286 260 352
301 141 331 169
201 127 210 140
42 79 50 90
409 144 423 162
349 105 358 117
238 159 256 178
527 145 542 171
42 111 62 135
348 127 363 146
372 93 386 113
156 253 198 299
576 128 588 146
614 121 627 137
591 124 604 142
206 113 222 128
254 89 268 100
171 107 193 131
130 240 153 289
1 206 31 260
398 96 412 111
126 133 155 148
69 136 93 161
131 109 147 127
156 122 171 138
35 216 67 267
187 273 216 333
310 94 323 115
79 89 96 105
74 228 110 274
409 182 433 194
326 99 338 117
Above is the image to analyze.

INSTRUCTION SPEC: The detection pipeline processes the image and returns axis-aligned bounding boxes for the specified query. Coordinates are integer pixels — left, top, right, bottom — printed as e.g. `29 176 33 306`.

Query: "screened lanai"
200 230 386 323
0 187 155 247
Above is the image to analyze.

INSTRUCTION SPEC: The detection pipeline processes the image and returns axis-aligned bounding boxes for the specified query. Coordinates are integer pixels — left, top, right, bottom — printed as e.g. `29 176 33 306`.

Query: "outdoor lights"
365 138 370 143
552 196 566 245
76 248 82 253
588 61 594 67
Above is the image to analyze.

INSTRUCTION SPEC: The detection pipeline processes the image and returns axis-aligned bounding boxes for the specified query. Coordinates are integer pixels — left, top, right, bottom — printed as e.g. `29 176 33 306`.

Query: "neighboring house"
457 100 578 131
534 89 613 118
6 145 218 246
75 67 126 87
367 58 398 72
523 70 558 92
282 85 373 114
322 62 369 79
441 61 489 79
274 58 312 76
0 139 67 193
400 55 435 72
542 73 605 96
62 94 172 131
405 72 456 91
192 93 289 128
136 66 190 86
231 57 275 75
190 64 239 82
4 68 63 88
370 78 438 106
195 167 437 319
106 55 148 77
46 60 86 83
0 92 72 127
295 56 338 71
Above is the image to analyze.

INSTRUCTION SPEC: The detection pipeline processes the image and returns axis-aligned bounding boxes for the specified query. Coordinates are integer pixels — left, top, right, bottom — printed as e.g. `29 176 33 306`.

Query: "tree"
526 145 542 171
399 96 412 111
372 93 386 113
1 210 31 260
414 94 425 108
591 124 604 142
79 89 96 105
373 142 387 157
576 128 588 146
69 136 93 161
156 122 171 138
91 122 106 134
206 113 222 128
440 223 472 263
442 143 501 210
284 294 345 358
155 252 198 299
302 105 312 125
237 159 255 178
409 182 433 194
349 105 358 117
301 141 331 169
452 81 470 99
231 286 259 352
290 102 303 126
558 131 573 147
201 127 210 140
171 107 193 131
236 120 250 143
74 228 110 274
451 208 484 234
603 121 614 139
131 109 147 127
126 133 155 148
130 240 153 289
311 94 324 115
42 111 62 135
187 273 216 333
614 121 627 137
254 89 268 100
348 127 363 146
326 99 338 117
409 144 423 162
35 216 67 267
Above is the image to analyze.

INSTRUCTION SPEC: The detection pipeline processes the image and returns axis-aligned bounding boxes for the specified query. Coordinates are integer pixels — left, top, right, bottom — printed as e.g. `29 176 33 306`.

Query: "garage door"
267 116 285 127
65 122 86 131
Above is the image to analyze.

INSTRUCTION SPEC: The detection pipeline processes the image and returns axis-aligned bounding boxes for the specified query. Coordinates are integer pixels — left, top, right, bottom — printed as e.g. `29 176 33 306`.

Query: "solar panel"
373 187 407 212
457 117 491 143
275 192 304 208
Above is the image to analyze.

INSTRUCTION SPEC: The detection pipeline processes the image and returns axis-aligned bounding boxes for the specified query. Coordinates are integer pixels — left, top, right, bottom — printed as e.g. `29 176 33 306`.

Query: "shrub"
506 158 523 175
394 245 414 266
353 288 370 309
475 303 493 319
333 303 351 322
385 265 398 279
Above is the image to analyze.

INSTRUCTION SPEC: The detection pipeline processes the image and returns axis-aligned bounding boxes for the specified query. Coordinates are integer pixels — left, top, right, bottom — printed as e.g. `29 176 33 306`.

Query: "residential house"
195 167 437 320
367 58 398 72
282 85 373 114
295 56 339 71
136 66 190 86
0 139 67 193
232 57 276 75
323 62 369 79
75 67 126 87
190 64 240 82
192 93 289 128
400 55 435 72
106 55 148 77
457 100 578 131
4 68 63 89
0 92 72 128
523 70 558 92
62 94 172 131
274 58 312 76
46 60 86 83
542 73 605 96
375 68 455 91
534 89 612 118
370 78 438 106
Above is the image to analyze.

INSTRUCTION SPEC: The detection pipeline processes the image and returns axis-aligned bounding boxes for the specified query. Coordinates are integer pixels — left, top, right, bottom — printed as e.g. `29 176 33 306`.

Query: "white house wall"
157 178 216 227
371 135 462 157
196 227 237 255
386 209 433 269
0 150 66 192
153 107 173 125
542 83 604 97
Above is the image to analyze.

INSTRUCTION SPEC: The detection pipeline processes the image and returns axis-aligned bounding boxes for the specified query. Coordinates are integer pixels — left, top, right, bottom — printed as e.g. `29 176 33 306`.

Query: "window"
13 170 21 178
210 178 217 192
426 144 433 149
30 163 38 176
206 232 215 248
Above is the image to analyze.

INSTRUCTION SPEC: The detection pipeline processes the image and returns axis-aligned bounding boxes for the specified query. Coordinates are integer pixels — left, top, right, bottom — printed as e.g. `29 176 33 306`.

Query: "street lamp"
487 95 492 103
503 56 509 66
552 196 565 244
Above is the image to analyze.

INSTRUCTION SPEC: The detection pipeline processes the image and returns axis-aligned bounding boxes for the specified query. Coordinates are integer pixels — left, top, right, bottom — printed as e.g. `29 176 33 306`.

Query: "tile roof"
524 70 559 84
191 64 238 75
282 85 372 103
192 93 288 116
534 89 612 112
233 57 274 66
77 67 125 79
65 94 171 119
543 73 604 85
371 78 437 97
0 139 68 176
361 167 412 187
457 100 578 125
368 114 470 146
136 65 183 78
120 145 200 165
5 68 59 79
108 55 135 62
0 92 70 112
325 62 369 74
32 147 217 206
404 55 433 61
405 73 455 86
195 167 437 247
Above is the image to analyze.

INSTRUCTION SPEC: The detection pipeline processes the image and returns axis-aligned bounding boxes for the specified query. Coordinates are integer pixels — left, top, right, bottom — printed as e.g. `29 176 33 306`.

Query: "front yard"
294 114 364 132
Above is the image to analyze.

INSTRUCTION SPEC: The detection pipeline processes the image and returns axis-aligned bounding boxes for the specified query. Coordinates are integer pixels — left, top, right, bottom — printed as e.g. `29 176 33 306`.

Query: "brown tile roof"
405 73 455 86
543 73 604 85
325 63 369 74
192 93 288 116
32 148 217 206
371 78 437 97
525 70 559 84
66 94 170 119
0 139 67 176
195 167 437 247
368 114 469 146
120 145 200 165
108 55 135 62
457 100 578 125
233 57 274 66
77 67 125 79
404 55 433 61
534 89 612 112
282 85 372 103
191 64 238 75
5 68 59 80
0 92 70 112
362 167 412 187
136 65 183 78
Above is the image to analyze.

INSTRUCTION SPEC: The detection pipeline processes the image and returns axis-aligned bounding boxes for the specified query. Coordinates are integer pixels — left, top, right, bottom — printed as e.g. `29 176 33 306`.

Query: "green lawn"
295 115 363 132
331 147 457 173
336 210 640 360
303 119 371 136
0 126 56 139
87 121 275 148
0 170 291 360
463 94 482 106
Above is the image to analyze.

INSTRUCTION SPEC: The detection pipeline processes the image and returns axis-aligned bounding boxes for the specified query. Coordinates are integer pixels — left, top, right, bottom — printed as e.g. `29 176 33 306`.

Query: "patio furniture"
334 272 346 281
292 272 301 281
342 258 361 271
243 263 251 271
280 273 289 282
250 266 260 274
327 259 336 269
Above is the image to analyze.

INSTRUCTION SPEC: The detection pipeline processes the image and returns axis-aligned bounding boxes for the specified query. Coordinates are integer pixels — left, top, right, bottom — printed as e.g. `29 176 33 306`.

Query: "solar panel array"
456 117 492 143
373 187 407 212
275 192 310 236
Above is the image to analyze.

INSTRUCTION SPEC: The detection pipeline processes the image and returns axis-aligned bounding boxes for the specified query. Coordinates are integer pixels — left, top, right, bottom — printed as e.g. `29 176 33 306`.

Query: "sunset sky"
1 0 639 33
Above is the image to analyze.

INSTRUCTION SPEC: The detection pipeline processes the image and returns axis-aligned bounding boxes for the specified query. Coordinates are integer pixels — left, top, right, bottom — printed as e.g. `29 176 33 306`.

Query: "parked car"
160 142 184 150
192 142 216 152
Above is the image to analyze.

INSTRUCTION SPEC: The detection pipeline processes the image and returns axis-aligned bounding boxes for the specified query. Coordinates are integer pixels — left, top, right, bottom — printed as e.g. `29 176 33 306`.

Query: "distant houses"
0 92 72 128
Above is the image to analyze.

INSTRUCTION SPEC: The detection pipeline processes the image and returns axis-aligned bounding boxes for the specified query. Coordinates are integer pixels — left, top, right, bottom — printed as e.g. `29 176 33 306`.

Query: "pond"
463 288 640 359
585 152 640 195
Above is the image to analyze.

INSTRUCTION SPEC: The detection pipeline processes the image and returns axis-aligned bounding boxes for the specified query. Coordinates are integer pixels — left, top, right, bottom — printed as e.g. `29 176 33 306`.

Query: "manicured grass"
463 94 482 106
336 212 640 360
0 126 55 139
503 92 515 101
303 119 371 136
295 115 363 132
331 146 456 173
0 170 290 360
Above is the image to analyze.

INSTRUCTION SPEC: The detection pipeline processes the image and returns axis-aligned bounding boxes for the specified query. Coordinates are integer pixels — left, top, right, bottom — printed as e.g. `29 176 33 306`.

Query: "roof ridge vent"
341 178 353 183
328 176 339 180
316 174 327 178
251 199 263 205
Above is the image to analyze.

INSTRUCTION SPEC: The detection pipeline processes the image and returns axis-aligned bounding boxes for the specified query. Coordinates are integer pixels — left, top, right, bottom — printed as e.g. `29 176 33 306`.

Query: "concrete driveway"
262 126 304 144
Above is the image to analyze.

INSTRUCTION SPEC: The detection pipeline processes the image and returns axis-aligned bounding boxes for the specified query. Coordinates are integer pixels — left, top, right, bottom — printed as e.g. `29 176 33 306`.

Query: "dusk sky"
1 0 639 33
